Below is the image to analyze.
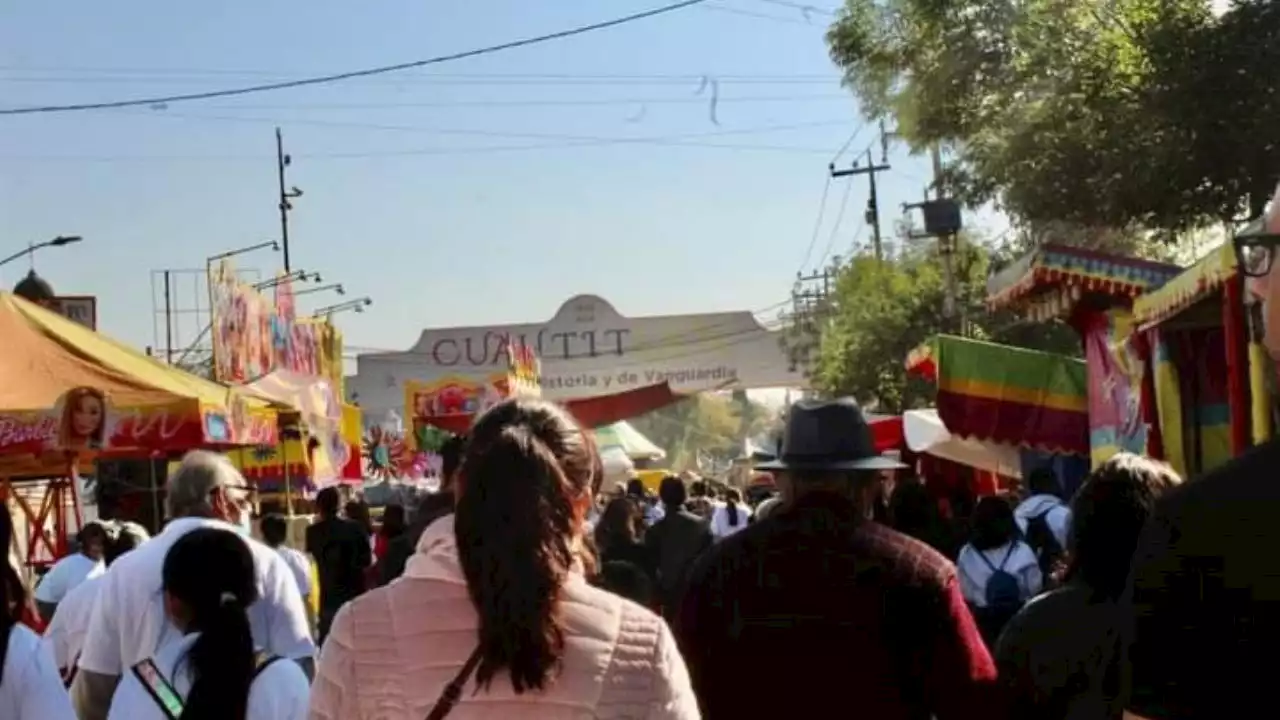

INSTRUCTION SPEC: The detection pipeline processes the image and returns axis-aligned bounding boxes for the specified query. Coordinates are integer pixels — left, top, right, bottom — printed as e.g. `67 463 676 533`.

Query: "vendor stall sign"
404 341 542 447
0 390 279 457
209 261 340 386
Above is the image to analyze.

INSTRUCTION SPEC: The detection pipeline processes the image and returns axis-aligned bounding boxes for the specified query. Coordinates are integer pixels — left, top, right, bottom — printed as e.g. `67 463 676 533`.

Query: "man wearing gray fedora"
674 398 997 719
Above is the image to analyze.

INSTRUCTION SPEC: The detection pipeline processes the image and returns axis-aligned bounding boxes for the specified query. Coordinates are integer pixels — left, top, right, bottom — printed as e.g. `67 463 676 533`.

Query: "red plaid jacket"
675 492 997 720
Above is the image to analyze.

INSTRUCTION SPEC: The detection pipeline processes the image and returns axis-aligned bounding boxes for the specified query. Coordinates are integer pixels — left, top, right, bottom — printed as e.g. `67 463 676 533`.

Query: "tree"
629 393 776 471
826 0 1278 233
812 233 1078 411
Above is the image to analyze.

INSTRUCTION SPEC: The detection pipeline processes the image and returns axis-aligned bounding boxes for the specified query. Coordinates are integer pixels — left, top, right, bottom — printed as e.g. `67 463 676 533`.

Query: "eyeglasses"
1235 233 1280 278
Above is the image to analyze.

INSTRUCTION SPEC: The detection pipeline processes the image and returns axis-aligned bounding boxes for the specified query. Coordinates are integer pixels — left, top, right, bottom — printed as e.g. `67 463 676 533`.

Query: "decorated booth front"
207 260 360 506
987 241 1270 477
0 291 278 565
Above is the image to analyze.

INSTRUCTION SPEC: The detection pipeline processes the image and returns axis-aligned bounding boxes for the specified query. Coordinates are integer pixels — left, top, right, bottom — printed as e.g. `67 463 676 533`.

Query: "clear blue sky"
0 0 997 361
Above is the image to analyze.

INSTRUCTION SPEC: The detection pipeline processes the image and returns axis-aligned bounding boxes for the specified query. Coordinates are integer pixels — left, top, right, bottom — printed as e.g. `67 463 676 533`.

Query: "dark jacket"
306 516 372 612
675 492 997 720
994 583 1125 720
378 491 455 586
644 507 712 615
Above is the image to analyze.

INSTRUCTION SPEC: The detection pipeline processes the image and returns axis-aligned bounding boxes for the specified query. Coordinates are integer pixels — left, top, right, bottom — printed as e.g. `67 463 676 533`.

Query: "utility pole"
788 264 838 373
276 127 304 273
163 270 174 364
830 134 891 260
931 143 959 329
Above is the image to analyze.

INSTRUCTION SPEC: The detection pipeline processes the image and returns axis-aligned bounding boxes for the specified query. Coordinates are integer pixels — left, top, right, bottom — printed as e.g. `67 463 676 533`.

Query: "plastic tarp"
904 409 1023 478
593 421 666 461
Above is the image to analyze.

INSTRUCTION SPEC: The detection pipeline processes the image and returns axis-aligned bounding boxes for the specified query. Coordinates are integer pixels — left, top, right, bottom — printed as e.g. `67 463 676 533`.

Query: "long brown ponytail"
454 399 597 694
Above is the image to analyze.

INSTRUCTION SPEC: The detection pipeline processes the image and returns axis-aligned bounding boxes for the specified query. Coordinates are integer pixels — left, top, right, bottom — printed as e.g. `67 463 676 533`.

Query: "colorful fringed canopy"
907 335 1090 455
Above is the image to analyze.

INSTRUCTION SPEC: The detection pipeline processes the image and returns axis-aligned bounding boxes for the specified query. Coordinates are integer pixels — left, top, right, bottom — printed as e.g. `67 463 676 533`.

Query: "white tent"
593 421 666 461
904 408 1023 478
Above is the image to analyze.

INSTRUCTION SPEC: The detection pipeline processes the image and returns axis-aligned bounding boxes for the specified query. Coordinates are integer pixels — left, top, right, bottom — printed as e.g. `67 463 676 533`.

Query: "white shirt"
44 574 107 671
710 503 751 539
0 624 77 719
78 517 315 677
956 540 1043 608
34 553 104 605
274 546 312 602
1014 494 1072 550
106 632 309 720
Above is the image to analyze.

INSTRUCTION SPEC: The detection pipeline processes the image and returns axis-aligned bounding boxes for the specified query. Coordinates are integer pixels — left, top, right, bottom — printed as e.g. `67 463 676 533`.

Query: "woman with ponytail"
0 509 76 718
711 489 750 540
311 398 698 719
107 528 309 720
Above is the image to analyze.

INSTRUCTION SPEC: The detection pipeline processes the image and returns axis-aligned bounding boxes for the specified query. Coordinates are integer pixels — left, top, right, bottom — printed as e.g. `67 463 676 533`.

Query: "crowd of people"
0 384 1272 718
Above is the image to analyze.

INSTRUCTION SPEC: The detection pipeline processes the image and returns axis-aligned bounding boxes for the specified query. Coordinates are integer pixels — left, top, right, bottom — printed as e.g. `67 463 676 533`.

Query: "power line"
701 2 819 25
112 110 855 143
0 0 711 116
0 117 846 162
131 93 847 112
818 171 855 267
0 68 839 83
798 174 832 273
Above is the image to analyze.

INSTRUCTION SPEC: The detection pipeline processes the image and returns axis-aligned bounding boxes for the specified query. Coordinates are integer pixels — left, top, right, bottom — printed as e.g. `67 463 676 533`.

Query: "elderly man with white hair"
70 450 315 720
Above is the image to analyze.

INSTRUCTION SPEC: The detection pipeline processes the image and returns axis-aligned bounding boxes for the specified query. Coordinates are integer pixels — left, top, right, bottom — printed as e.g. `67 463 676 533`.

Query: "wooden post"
1223 276 1251 456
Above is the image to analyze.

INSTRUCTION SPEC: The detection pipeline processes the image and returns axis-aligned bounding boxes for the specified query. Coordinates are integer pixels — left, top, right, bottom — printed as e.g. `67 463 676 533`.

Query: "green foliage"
827 0 1279 232
628 393 776 471
813 235 1079 411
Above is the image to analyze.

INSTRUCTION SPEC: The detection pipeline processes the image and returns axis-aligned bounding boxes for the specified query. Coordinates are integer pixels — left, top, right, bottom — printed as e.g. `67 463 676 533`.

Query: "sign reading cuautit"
350 294 804 415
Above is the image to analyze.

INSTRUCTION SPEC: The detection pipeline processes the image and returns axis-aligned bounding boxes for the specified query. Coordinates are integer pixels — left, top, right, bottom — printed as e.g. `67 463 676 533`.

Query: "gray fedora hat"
756 398 906 471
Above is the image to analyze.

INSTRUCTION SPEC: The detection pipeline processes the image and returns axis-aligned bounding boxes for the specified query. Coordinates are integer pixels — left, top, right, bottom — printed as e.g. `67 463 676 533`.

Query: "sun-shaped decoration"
363 426 395 482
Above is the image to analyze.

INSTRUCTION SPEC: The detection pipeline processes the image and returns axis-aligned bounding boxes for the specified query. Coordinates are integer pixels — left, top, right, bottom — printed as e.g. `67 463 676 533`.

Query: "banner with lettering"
0 388 276 456
209 261 339 385
1085 310 1149 467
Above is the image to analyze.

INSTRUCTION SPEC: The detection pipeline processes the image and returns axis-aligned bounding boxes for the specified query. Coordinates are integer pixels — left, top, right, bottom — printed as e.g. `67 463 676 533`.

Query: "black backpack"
1024 508 1065 575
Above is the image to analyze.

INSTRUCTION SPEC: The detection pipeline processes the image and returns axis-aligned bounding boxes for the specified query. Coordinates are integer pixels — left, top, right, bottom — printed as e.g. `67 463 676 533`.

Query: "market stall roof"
986 244 1181 321
593 421 666 461
904 409 1023 478
907 334 1089 455
0 292 183 410
1 291 277 414
1132 244 1238 329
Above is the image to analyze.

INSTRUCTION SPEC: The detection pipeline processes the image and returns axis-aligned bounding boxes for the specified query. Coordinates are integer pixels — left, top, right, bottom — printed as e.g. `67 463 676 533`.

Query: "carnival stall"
986 245 1183 469
1130 242 1271 477
207 261 352 509
0 291 280 565
592 421 666 464
906 334 1091 496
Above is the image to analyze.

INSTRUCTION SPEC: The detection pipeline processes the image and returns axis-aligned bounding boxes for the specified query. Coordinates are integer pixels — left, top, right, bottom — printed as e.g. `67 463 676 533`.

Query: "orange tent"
0 292 278 463
0 292 280 564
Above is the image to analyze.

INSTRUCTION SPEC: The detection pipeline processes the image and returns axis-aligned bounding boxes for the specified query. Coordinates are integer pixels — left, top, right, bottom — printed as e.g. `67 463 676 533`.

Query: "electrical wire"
145 93 848 112
0 0 711 115
798 174 832 274
817 171 855 267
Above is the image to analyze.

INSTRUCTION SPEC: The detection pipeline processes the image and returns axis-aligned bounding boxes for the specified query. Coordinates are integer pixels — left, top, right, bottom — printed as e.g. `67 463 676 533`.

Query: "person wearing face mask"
1123 183 1280 720
70 451 314 720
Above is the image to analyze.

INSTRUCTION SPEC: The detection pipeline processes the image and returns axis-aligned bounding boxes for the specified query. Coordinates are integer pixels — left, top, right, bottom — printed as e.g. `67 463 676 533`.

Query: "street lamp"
294 283 344 297
253 270 319 291
0 235 85 269
206 240 279 266
311 297 372 318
